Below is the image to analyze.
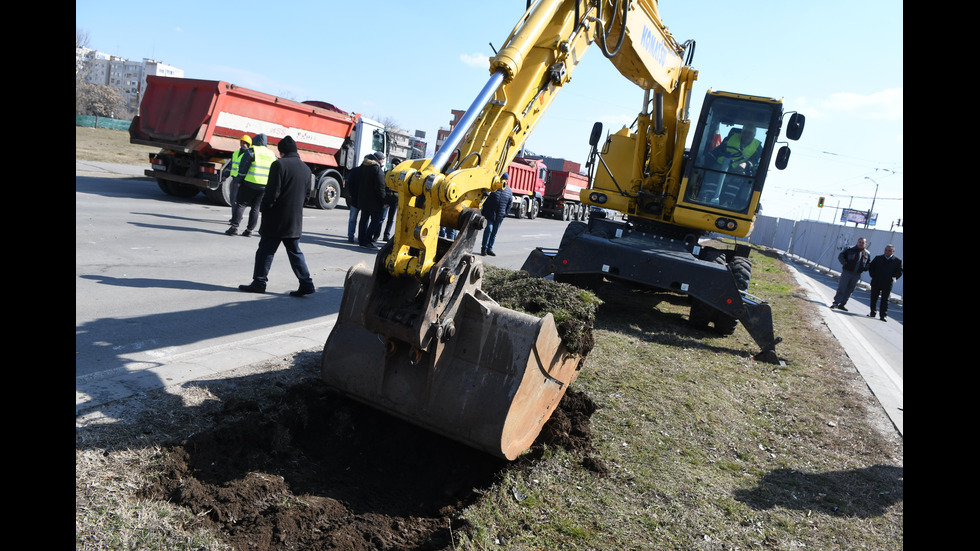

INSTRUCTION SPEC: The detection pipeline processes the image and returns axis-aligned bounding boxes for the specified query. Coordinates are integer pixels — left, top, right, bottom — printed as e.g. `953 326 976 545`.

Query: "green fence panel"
76 115 133 131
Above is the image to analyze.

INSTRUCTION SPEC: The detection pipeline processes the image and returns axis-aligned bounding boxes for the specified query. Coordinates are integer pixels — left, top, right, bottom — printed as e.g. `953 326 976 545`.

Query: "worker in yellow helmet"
226 135 252 220
226 133 276 236
230 134 251 179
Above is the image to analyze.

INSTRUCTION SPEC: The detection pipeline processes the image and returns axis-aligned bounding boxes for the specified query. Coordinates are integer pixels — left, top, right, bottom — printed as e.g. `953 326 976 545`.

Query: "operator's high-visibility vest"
715 133 760 169
244 145 277 186
230 149 246 178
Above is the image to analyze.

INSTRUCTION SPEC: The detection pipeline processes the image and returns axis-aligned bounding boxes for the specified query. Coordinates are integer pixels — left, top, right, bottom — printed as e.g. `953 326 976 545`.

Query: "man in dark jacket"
354 152 387 250
830 237 870 311
480 172 513 256
345 155 367 244
238 135 316 297
866 244 902 321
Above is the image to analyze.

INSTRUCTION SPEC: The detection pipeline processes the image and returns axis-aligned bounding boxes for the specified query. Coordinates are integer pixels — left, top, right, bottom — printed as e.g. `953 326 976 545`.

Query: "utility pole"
863 177 879 229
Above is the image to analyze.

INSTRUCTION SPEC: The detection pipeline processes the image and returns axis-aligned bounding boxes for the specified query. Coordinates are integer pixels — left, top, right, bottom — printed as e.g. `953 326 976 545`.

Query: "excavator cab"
674 91 798 236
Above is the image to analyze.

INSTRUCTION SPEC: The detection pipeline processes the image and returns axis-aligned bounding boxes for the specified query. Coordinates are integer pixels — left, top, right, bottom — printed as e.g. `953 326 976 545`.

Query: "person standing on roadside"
355 152 387 250
380 166 398 241
345 155 368 244
480 172 512 256
830 236 871 311
226 133 276 237
237 135 315 297
227 135 252 217
867 244 903 321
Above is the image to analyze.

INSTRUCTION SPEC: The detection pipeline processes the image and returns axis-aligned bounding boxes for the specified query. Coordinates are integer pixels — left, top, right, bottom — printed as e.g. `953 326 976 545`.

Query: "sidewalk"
778 251 903 436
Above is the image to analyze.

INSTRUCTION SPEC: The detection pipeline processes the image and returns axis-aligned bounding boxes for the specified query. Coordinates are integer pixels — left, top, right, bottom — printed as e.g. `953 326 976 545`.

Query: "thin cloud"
819 88 903 120
460 52 489 68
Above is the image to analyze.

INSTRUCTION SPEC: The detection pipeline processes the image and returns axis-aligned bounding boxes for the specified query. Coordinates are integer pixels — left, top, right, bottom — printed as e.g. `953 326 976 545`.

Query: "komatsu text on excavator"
321 0 804 460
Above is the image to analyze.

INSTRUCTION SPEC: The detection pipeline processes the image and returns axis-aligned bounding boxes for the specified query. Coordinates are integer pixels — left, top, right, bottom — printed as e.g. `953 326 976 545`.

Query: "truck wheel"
314 174 341 209
168 182 201 198
561 203 570 221
156 179 174 196
204 176 234 207
579 204 589 222
528 199 539 219
517 198 528 219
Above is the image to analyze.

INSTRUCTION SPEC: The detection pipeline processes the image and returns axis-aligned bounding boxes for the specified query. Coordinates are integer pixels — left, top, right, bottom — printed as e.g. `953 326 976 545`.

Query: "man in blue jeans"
830 237 870 311
238 136 315 297
480 173 512 256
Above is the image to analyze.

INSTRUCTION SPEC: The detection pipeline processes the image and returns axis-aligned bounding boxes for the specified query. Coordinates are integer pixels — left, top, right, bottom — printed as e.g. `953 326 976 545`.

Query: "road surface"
76 162 902 437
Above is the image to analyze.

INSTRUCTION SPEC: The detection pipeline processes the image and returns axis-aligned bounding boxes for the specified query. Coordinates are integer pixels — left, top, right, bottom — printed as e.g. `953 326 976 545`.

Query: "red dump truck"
541 169 590 221
506 157 547 218
129 75 388 209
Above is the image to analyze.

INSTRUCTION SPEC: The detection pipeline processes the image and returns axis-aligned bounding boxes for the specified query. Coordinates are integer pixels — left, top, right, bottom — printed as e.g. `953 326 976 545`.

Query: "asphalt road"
76 162 902 436
75 163 568 416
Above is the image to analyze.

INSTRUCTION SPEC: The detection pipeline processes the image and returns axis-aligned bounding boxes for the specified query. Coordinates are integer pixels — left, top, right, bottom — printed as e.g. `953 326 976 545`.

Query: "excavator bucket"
321 238 585 460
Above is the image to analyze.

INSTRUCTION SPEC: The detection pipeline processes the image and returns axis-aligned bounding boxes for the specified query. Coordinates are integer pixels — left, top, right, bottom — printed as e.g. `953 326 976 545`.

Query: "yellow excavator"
321 0 803 460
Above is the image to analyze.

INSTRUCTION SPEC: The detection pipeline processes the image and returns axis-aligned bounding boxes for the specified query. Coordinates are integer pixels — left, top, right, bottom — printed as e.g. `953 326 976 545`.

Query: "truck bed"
129 76 358 167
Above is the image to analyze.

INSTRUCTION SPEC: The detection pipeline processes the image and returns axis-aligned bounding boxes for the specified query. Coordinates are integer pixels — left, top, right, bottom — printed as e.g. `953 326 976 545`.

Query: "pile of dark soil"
139 376 600 551
136 269 603 550
482 265 601 355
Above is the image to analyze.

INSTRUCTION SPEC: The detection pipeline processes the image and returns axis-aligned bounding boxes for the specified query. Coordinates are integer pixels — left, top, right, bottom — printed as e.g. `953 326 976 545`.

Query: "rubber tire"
156 179 174 196
168 182 201 198
528 199 539 219
559 221 588 249
562 203 571 221
204 176 234 207
314 174 341 210
517 198 528 219
729 256 752 291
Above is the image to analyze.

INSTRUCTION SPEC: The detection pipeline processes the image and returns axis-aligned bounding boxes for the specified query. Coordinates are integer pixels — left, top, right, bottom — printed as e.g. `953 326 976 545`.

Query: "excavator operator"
708 125 762 175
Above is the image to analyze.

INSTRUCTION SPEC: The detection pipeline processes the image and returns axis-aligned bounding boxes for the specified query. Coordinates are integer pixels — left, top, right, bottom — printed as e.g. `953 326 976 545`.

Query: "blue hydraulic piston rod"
430 69 507 173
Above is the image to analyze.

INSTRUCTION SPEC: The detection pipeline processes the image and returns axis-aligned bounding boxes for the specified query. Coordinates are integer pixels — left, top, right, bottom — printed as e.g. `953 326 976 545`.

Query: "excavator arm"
384 0 694 282
322 0 699 460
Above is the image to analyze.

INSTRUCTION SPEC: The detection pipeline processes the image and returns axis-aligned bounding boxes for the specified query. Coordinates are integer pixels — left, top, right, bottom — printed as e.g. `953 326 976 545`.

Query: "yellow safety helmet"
240 135 252 146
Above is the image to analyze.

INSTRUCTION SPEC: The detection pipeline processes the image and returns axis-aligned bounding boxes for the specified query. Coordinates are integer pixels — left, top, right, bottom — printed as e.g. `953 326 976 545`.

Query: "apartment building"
76 47 183 113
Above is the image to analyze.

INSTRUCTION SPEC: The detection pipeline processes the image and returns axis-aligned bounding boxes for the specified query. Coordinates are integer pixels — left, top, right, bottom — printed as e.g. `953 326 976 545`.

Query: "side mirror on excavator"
589 122 603 147
785 112 805 141
775 145 791 170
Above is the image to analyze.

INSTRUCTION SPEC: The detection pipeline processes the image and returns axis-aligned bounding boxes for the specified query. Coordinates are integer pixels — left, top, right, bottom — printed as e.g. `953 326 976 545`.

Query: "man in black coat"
866 244 902 321
238 135 316 297
354 151 387 250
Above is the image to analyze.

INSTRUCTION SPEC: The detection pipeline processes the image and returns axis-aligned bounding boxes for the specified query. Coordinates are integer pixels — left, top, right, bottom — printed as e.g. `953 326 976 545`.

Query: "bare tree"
377 116 404 134
76 81 124 117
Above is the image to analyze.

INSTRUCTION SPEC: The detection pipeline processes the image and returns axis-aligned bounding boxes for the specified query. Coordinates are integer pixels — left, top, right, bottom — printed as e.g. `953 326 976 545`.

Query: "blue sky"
77 0 903 230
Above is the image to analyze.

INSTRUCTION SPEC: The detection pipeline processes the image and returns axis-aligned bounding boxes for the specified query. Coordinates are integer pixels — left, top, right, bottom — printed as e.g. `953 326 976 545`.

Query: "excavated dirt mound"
126 266 604 550
139 381 601 551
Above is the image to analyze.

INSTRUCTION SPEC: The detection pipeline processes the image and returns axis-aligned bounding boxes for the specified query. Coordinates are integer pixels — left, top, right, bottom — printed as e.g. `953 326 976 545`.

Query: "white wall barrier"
746 216 903 299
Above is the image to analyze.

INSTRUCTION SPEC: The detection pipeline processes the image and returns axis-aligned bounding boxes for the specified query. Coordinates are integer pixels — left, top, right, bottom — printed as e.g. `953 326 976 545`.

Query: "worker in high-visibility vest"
230 134 251 178
708 125 762 174
226 135 252 217
226 133 277 236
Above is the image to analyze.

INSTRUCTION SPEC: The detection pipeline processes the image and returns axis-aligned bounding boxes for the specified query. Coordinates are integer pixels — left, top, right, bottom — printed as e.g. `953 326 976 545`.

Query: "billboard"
840 208 878 226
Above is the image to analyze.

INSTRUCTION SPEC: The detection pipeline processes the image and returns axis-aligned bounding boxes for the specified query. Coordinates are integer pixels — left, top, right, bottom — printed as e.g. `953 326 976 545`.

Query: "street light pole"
864 176 879 229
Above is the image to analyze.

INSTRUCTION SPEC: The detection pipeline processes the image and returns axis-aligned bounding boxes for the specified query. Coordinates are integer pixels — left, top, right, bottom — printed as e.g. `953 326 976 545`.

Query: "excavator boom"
320 0 749 459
